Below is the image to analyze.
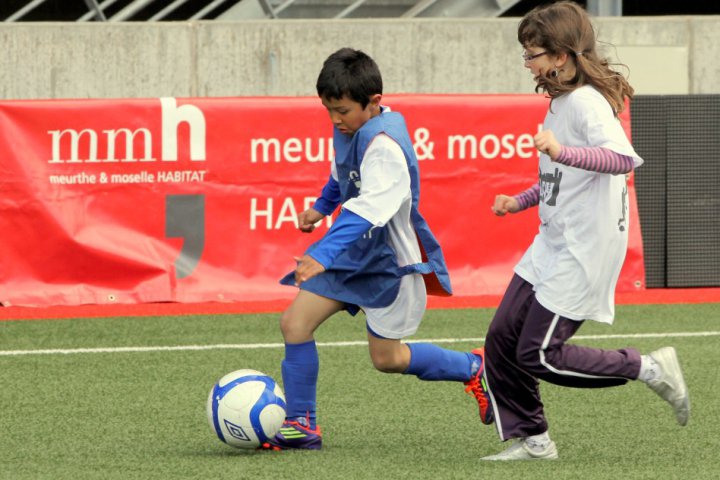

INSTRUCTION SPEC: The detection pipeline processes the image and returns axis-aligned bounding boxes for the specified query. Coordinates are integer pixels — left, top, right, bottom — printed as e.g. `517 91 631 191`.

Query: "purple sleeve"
313 174 341 216
513 184 540 211
555 146 634 174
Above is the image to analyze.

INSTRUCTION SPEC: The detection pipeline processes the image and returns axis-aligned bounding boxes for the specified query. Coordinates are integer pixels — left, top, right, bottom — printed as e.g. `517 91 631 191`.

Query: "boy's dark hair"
316 48 383 109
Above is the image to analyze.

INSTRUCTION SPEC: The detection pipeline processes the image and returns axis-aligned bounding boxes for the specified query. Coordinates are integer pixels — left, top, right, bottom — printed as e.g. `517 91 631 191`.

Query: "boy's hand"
492 194 520 216
297 208 325 233
293 255 325 285
534 129 561 160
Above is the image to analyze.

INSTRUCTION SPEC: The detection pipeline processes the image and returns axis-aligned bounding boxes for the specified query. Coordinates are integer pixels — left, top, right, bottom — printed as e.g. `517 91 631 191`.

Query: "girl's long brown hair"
518 1 633 115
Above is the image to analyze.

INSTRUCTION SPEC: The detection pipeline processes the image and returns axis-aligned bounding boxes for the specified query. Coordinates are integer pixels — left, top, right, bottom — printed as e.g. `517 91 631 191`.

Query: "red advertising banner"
0 95 645 307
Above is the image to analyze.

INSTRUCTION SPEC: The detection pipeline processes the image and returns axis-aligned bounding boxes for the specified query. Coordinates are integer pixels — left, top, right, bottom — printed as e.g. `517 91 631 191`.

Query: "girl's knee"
516 348 537 370
516 343 547 375
486 322 501 340
485 322 515 357
486 319 515 346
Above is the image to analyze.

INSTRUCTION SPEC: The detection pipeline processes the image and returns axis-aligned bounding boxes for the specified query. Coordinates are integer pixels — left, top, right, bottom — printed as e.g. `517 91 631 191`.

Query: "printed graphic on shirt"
349 170 361 189
363 225 379 239
618 183 628 232
539 167 562 206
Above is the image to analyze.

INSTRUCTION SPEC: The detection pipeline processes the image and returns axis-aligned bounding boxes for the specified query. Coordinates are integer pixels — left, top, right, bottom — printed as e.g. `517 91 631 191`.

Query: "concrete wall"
1 16 718 100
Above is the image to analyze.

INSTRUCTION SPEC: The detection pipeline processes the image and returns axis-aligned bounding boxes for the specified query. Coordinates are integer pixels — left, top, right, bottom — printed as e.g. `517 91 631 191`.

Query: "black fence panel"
632 95 720 288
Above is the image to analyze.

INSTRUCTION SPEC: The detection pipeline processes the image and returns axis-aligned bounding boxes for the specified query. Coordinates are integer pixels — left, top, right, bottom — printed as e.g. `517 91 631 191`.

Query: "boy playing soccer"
261 48 492 450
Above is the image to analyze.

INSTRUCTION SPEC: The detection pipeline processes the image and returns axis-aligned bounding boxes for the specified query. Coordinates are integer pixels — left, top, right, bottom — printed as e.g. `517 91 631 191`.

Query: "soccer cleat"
464 347 494 425
260 418 323 450
481 438 559 461
646 347 690 426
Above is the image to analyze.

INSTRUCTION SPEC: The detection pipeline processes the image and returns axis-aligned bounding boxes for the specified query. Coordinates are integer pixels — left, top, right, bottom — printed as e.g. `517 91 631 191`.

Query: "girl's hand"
534 129 562 160
492 195 520 216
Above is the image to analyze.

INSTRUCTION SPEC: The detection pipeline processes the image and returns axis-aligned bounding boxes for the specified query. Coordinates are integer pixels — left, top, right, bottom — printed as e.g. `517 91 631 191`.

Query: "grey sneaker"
646 347 690 426
481 438 559 461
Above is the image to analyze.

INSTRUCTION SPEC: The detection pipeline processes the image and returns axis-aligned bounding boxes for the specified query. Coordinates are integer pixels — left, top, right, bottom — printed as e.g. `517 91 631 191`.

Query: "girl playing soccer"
482 1 690 461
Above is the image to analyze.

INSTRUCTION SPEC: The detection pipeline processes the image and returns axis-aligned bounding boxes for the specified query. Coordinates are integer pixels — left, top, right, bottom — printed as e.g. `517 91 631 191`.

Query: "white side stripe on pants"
539 314 627 380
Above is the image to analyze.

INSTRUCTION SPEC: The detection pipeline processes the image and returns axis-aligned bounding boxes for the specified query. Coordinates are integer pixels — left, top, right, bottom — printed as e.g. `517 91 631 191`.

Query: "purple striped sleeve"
555 146 635 174
513 184 540 211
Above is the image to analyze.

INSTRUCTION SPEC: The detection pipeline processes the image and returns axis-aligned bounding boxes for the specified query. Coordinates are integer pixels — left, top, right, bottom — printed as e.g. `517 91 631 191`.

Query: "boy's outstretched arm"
297 208 325 233
297 174 341 233
313 174 342 214
293 134 407 284
294 209 372 285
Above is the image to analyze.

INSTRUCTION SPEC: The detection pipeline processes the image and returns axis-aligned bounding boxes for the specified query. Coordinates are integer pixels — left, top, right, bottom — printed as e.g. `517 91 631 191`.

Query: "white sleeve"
342 134 410 227
574 88 644 168
331 158 338 181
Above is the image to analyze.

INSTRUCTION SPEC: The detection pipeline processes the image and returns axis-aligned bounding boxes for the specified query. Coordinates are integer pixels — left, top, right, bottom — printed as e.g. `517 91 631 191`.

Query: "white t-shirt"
514 85 643 324
332 133 426 338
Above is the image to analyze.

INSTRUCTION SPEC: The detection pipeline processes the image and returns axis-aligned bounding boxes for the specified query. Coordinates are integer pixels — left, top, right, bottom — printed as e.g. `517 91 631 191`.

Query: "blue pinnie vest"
281 109 452 312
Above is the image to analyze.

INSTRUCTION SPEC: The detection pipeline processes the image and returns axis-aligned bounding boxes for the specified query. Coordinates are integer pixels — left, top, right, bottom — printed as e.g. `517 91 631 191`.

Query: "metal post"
274 0 299 16
110 0 157 21
5 0 48 22
335 0 369 19
257 0 278 18
83 0 107 21
149 0 193 21
587 0 623 16
79 0 120 21
402 0 439 17
190 0 231 20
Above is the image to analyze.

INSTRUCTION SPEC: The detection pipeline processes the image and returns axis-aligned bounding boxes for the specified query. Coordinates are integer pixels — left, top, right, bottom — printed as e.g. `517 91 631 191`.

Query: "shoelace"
465 376 490 414
283 419 321 434
259 419 321 450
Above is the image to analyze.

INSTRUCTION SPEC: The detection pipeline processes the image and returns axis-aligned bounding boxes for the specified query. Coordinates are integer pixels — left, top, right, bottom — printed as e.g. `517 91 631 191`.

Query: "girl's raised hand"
534 129 562 160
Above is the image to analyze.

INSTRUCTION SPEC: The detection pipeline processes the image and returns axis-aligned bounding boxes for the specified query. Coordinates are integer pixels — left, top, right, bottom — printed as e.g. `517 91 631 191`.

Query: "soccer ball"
206 369 287 449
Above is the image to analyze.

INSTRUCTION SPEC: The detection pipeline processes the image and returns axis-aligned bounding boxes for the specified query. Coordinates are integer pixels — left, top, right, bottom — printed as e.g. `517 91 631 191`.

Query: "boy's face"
321 94 381 136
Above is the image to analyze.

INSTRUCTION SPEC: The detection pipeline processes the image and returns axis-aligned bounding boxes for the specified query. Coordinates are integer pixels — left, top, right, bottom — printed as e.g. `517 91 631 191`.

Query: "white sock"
638 354 662 383
525 432 551 451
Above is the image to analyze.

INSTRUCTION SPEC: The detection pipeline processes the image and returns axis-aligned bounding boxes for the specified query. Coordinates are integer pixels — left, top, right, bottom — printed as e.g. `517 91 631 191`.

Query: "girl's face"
522 45 556 83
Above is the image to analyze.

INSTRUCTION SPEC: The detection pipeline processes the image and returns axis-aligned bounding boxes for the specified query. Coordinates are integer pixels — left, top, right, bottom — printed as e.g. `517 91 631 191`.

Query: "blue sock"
281 340 319 428
404 343 478 381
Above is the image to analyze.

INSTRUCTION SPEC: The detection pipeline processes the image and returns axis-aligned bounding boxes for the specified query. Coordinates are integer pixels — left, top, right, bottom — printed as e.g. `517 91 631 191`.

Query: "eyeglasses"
522 51 548 62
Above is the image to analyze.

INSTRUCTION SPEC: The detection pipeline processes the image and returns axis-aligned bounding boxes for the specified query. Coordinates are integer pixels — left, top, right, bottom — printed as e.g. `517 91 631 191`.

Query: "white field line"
1 331 719 357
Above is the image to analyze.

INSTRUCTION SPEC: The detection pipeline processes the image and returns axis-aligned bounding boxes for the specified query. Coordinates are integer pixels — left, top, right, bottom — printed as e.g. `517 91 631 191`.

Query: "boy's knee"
279 310 311 341
278 310 293 336
369 351 405 374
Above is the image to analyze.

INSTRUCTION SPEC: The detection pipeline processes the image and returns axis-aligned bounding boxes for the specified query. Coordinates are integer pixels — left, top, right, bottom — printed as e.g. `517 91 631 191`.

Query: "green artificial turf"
1 304 718 479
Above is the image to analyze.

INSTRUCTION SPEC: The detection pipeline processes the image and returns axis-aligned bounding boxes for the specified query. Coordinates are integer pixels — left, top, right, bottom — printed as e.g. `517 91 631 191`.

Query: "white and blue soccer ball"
206 369 287 449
